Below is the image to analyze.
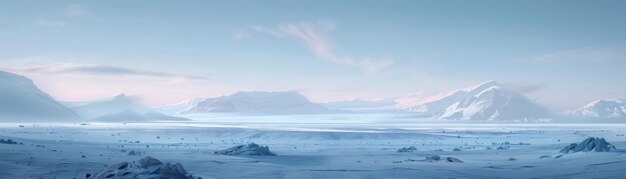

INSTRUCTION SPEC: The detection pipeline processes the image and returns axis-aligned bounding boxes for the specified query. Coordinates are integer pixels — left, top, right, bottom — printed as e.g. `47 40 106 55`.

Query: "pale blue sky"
1 0 625 111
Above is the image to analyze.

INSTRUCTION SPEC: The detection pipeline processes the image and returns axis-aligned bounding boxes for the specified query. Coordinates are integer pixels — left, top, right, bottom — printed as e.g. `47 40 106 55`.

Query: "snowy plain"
1 113 626 179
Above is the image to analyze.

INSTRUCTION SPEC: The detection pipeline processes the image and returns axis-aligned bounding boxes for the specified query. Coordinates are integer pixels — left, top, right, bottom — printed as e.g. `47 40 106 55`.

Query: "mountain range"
0 70 624 122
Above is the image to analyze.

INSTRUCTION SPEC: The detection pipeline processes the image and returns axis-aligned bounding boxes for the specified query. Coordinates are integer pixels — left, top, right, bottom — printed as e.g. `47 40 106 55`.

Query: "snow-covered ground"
1 114 626 178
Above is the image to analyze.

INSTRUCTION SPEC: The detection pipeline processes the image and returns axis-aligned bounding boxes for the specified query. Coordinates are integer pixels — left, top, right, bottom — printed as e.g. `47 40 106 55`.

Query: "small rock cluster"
127 150 144 156
397 147 417 153
424 155 463 163
0 138 21 145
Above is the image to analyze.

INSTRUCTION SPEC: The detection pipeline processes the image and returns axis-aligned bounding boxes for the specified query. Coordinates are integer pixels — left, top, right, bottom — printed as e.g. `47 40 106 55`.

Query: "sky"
1 0 625 111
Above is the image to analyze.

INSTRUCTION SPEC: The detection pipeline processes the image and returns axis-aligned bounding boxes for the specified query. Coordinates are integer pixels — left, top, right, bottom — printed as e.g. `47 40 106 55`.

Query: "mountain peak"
573 99 626 119
404 80 551 121
111 93 135 103
465 81 501 92
439 85 552 122
113 93 128 99
73 93 152 119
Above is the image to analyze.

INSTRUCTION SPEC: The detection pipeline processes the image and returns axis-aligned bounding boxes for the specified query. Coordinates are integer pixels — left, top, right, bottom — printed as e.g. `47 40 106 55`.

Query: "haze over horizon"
1 0 625 111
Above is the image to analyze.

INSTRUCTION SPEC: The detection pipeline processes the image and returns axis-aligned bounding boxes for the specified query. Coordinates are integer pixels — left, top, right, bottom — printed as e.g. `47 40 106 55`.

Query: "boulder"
508 157 517 161
425 155 441 161
445 157 463 163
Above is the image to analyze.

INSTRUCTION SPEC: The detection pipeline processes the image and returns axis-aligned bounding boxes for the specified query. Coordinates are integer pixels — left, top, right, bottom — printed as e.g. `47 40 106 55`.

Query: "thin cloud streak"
253 21 394 72
521 47 625 63
232 30 251 41
5 63 210 81
37 19 66 27
66 4 89 17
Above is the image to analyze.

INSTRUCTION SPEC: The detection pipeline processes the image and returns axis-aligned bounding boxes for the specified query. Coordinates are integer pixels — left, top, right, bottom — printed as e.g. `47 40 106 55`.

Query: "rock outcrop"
560 137 617 153
89 156 200 179
213 143 276 156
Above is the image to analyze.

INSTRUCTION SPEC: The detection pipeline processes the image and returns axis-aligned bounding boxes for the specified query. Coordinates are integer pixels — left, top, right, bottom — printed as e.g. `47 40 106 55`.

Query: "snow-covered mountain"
570 99 626 119
405 81 552 121
94 110 190 122
156 97 208 114
72 94 153 119
182 91 331 114
439 86 553 121
0 71 78 122
406 81 502 114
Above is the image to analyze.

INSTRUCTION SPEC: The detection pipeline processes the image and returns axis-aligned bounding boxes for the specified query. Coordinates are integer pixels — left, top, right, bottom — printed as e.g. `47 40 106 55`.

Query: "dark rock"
139 156 162 168
0 139 18 145
425 155 441 161
508 157 517 161
446 157 463 163
425 155 462 163
397 147 417 153
497 146 509 150
127 151 143 156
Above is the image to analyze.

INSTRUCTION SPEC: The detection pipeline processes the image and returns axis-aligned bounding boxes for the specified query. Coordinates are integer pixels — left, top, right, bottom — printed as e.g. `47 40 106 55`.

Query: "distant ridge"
182 91 332 115
0 71 79 122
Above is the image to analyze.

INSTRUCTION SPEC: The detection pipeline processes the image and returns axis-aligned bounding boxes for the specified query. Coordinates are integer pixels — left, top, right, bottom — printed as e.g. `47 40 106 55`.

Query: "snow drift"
0 71 78 122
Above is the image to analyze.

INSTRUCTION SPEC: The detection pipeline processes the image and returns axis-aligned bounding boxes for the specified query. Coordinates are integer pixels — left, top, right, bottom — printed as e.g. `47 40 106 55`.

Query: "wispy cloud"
251 25 284 37
253 21 394 72
66 4 89 17
232 30 251 41
5 63 210 81
37 19 66 27
521 47 625 63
